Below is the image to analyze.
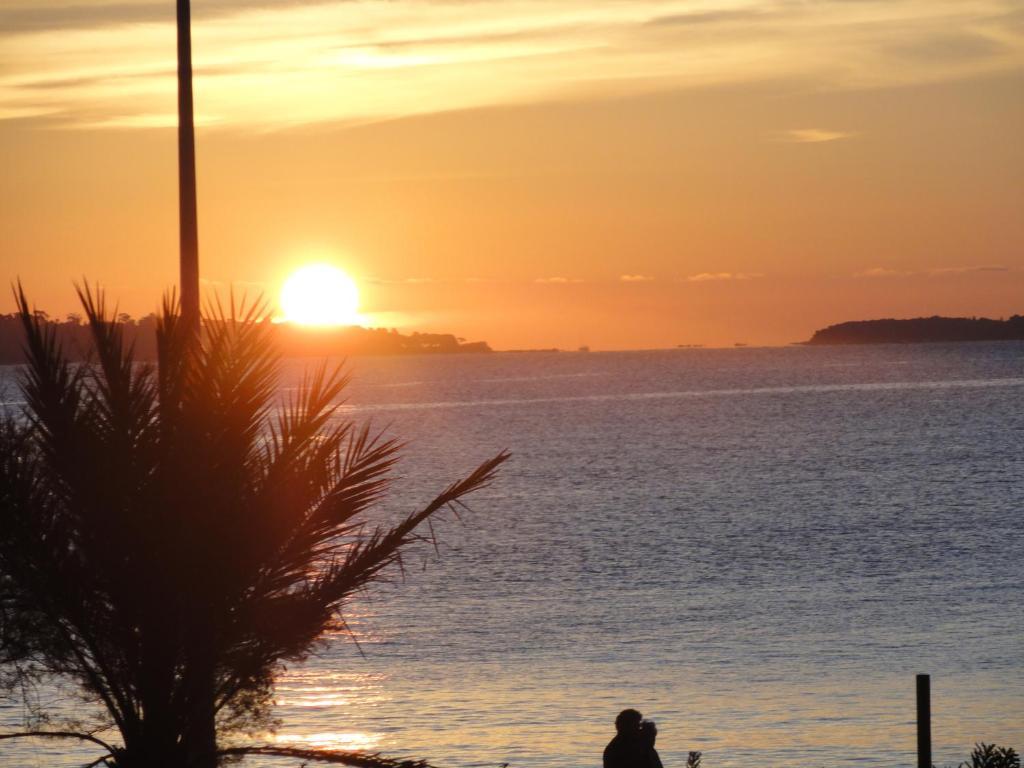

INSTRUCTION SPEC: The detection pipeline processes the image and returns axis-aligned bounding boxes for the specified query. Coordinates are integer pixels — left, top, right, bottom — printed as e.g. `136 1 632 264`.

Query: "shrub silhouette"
0 285 507 767
959 743 1021 768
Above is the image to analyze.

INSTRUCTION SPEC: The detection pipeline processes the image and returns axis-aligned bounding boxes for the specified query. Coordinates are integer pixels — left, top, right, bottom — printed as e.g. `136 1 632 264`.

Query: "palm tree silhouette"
0 286 507 767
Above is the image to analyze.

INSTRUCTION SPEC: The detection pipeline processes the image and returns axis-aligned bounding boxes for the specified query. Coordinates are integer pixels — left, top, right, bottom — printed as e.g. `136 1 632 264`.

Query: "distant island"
0 313 490 364
807 314 1024 345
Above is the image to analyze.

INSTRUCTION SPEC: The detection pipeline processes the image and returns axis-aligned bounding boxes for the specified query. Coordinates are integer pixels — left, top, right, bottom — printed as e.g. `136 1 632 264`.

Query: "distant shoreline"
805 315 1024 345
5 314 1024 361
0 315 491 364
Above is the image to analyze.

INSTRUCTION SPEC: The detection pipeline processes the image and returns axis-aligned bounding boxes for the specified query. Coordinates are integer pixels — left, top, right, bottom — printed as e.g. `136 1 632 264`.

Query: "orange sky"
1 0 1022 348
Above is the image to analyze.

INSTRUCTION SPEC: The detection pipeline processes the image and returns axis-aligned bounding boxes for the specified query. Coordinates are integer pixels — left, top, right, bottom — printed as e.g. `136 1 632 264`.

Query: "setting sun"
280 264 361 326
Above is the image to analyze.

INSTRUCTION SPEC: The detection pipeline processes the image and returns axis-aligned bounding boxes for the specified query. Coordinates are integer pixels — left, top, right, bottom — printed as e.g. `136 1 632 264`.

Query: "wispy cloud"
856 265 1011 277
199 277 268 288
0 0 353 34
856 267 912 278
687 271 763 282
366 276 443 285
619 274 654 282
928 265 1010 276
535 276 583 284
778 128 856 144
2 0 1022 129
886 32 1010 64
644 9 766 29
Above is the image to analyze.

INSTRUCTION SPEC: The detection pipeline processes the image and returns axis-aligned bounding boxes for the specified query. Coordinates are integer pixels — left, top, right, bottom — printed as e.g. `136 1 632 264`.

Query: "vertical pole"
917 674 932 768
176 0 200 334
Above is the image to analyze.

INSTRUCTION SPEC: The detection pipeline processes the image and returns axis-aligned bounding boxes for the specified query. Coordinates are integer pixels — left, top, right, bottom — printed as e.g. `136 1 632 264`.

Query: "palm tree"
0 285 507 767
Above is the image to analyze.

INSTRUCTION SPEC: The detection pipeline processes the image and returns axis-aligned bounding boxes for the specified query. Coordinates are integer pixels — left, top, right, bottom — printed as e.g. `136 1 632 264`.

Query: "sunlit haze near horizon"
2 0 1023 348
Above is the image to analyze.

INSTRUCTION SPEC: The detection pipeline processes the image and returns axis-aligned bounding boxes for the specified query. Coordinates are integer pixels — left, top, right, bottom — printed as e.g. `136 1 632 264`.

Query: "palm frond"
13 282 87 470
315 451 510 607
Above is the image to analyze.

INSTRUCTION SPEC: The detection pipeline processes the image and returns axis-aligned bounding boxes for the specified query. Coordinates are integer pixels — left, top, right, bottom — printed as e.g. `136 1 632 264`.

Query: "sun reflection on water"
274 691 354 708
273 731 383 751
276 669 389 708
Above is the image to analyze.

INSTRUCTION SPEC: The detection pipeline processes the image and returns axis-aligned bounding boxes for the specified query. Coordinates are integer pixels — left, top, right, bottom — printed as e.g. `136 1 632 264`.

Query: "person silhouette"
603 709 664 768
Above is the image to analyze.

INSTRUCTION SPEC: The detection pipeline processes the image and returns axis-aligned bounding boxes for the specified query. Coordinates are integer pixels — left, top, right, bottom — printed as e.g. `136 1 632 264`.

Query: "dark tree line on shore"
807 314 1024 345
0 312 490 365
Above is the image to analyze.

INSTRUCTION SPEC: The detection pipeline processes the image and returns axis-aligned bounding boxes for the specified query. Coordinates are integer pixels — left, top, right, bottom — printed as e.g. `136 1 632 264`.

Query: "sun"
280 264 361 326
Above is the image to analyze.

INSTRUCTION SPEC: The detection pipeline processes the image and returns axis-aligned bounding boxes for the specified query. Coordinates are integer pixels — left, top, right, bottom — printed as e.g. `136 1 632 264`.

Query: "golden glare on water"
273 731 381 751
280 264 361 326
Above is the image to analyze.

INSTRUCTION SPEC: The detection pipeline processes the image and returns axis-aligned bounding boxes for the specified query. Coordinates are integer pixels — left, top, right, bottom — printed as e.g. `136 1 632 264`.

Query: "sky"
1 0 1023 348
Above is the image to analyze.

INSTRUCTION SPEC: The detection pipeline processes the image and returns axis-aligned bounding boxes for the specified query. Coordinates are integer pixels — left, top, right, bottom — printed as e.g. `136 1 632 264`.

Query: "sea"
1 343 1022 768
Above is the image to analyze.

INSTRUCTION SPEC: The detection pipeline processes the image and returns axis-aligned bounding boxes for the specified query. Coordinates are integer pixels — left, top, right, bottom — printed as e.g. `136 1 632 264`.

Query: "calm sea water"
2 343 1023 767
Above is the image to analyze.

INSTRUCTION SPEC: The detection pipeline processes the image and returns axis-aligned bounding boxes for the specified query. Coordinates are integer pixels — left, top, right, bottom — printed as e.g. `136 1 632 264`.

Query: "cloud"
0 1 348 34
686 272 763 282
887 32 1008 64
644 10 763 28
0 3 168 34
3 0 1023 130
366 276 442 285
927 265 1011 276
199 277 267 289
857 265 1011 278
0 105 58 120
534 276 583 284
856 267 912 278
619 274 654 282
74 112 225 130
777 129 856 144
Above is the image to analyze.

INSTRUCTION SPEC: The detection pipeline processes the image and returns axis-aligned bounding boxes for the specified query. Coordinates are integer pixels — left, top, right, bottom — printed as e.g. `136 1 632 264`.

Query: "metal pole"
176 0 200 334
917 674 932 768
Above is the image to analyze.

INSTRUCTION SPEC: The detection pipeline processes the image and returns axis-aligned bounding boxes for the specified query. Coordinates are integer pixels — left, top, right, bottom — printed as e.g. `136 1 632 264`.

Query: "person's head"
615 709 643 735
639 718 658 747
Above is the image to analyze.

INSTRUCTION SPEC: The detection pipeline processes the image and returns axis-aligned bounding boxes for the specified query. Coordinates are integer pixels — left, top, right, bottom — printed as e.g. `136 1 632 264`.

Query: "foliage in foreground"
957 743 1021 768
673 742 1019 768
0 286 507 768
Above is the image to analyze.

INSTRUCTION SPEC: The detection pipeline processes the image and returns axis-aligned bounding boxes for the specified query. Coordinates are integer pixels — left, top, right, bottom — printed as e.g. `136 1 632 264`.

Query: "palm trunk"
139 620 181 768
182 631 219 768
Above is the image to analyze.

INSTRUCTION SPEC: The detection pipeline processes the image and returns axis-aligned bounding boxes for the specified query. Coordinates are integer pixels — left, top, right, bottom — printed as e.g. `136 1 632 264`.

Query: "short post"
917 674 931 768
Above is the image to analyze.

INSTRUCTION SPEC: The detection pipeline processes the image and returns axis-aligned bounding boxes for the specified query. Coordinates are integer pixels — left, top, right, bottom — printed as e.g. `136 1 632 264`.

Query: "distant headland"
0 313 490 364
806 314 1024 345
